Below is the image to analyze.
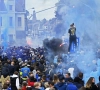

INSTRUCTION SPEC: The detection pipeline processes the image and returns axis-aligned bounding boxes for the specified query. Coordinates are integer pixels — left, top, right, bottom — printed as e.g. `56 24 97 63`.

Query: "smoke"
2 28 8 50
56 0 100 43
54 0 100 83
43 38 68 61
54 23 66 38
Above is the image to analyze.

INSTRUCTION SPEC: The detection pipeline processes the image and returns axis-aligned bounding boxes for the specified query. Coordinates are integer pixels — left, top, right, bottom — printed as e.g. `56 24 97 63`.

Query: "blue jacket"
21 66 30 77
55 82 67 90
67 83 78 90
74 82 82 89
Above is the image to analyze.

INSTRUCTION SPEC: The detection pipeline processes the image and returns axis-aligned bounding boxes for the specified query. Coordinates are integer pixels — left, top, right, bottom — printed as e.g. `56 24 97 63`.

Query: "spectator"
49 65 56 80
74 72 84 86
85 77 98 90
38 60 45 73
6 80 11 90
1 63 10 87
53 74 59 84
49 81 57 90
9 61 15 75
44 82 50 90
10 71 20 90
97 76 100 90
7 59 11 65
65 72 73 83
28 74 36 87
67 78 78 90
21 64 30 78
41 75 47 88
32 82 41 90
21 81 27 90
54 76 67 90
74 77 83 89
14 60 20 72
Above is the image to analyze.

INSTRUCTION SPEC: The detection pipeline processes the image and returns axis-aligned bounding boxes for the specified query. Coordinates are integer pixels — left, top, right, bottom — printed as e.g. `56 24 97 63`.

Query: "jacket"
86 83 98 90
55 82 67 90
67 83 78 90
21 66 30 77
74 82 82 89
9 65 15 75
97 82 100 90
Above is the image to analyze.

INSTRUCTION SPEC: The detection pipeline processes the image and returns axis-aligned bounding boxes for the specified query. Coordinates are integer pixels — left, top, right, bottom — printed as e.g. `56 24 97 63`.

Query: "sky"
25 0 58 20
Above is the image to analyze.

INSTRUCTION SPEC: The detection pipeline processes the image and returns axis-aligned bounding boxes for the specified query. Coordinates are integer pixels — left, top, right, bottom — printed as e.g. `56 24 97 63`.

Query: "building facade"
0 0 26 43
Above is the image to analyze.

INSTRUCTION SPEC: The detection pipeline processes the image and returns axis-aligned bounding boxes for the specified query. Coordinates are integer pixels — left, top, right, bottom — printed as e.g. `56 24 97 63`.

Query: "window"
9 34 13 42
9 5 13 10
0 17 2 26
9 17 13 26
18 17 22 27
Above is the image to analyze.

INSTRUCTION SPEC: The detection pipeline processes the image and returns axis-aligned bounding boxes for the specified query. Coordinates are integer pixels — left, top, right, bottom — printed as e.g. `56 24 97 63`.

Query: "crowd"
0 46 100 90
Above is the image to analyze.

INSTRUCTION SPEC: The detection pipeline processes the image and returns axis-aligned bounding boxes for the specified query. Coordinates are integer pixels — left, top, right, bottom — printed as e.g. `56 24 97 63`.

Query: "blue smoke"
2 28 8 51
55 0 100 83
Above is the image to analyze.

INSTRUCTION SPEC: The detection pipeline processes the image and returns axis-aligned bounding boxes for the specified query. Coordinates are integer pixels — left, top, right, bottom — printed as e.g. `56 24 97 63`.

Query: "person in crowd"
53 74 59 84
6 80 11 90
74 72 84 86
67 78 78 90
49 65 56 80
97 76 100 90
49 81 57 90
74 77 83 89
41 75 47 88
44 82 50 90
54 76 67 90
38 60 45 73
20 64 30 83
28 73 36 87
32 82 41 90
9 61 16 75
10 71 20 90
68 23 77 52
65 72 73 83
14 59 20 72
85 77 98 90
6 59 11 65
21 81 27 90
1 63 10 87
